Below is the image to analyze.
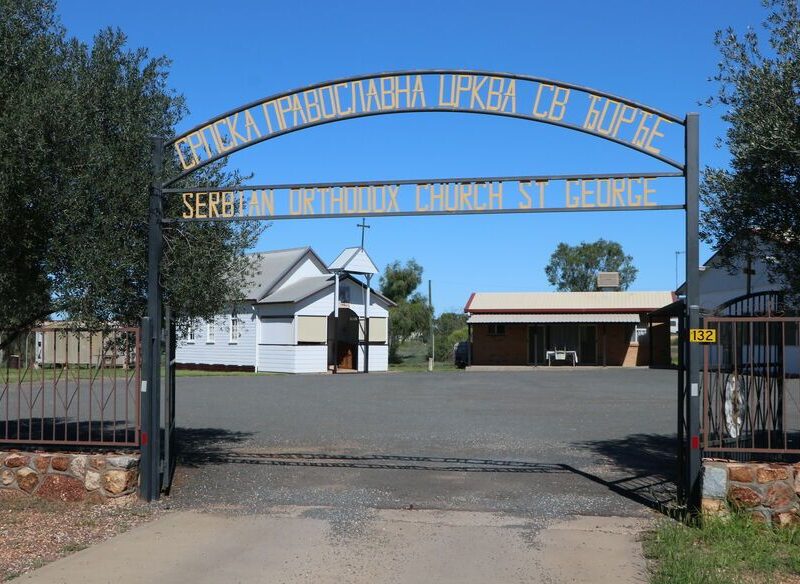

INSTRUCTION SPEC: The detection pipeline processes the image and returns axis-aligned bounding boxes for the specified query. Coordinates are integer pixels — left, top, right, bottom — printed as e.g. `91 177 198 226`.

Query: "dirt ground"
0 492 159 581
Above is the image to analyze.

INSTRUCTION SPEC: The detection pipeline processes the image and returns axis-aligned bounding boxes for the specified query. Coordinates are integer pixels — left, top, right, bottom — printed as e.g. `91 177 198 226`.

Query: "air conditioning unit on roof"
597 272 620 290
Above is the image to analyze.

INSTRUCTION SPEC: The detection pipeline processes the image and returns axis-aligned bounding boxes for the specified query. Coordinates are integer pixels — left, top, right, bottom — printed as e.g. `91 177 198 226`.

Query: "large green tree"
701 0 800 298
544 239 637 291
379 259 430 362
0 0 261 350
434 312 468 362
379 259 424 303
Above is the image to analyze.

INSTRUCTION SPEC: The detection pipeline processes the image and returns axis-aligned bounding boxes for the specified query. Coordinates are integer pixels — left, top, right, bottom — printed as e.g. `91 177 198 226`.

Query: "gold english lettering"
518 181 532 209
488 182 503 208
222 191 235 217
387 185 399 212
566 180 580 207
536 180 548 207
182 193 194 218
416 185 429 211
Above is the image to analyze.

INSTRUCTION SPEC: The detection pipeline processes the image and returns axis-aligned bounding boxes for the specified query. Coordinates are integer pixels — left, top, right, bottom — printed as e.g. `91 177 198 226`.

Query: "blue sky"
59 1 767 313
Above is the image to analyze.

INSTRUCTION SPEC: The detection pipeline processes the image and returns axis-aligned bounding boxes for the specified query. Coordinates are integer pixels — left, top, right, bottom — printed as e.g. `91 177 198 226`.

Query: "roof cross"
357 218 371 249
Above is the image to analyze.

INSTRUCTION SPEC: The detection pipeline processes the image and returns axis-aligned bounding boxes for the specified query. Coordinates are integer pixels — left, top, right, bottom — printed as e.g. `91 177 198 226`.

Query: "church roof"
241 247 394 306
259 273 395 306
260 275 333 304
242 247 321 301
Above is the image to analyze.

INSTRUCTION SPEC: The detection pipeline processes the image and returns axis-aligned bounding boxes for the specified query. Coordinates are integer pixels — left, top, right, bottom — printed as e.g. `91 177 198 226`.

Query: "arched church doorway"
328 308 359 371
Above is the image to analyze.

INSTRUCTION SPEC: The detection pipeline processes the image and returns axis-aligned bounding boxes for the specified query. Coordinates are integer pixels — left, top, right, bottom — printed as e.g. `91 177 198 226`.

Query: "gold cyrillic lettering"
486 77 503 111
381 77 396 111
644 117 669 154
175 141 193 170
438 75 457 107
243 110 262 140
469 76 487 110
225 114 247 145
303 90 322 123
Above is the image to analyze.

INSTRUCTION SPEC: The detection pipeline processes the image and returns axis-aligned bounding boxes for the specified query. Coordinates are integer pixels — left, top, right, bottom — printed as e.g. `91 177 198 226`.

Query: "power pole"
428 279 434 371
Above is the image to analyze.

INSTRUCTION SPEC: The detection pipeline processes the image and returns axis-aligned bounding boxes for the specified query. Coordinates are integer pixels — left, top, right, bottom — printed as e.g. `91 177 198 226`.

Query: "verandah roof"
467 313 642 324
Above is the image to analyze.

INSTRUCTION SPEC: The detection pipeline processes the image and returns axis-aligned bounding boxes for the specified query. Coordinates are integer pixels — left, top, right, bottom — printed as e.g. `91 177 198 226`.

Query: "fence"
0 326 140 447
702 316 800 455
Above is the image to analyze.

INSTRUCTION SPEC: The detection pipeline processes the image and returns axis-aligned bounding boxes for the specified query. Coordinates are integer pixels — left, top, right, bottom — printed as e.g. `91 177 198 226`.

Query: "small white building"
677 241 785 313
175 247 394 373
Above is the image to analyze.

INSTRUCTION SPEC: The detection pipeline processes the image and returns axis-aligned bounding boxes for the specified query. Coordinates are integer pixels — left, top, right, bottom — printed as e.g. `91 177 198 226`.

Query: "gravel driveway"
168 369 679 523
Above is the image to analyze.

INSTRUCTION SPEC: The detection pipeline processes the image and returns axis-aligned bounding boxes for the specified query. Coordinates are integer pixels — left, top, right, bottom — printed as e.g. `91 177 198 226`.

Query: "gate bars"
702 316 800 455
0 327 140 447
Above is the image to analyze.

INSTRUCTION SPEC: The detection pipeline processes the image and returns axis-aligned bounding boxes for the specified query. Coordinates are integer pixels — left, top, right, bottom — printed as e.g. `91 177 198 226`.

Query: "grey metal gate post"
139 316 151 500
685 113 701 512
162 305 177 493
141 137 164 502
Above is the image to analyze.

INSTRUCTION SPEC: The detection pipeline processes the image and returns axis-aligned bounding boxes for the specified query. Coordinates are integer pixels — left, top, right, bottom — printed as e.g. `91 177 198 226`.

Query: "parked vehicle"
454 341 469 368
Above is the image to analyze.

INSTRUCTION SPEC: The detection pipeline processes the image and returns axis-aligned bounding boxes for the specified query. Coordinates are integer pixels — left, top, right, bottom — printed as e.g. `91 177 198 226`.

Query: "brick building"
464 291 674 367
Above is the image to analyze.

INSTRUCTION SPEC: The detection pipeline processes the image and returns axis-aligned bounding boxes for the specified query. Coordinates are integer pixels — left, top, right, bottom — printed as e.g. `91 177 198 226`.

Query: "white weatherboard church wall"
175 247 393 374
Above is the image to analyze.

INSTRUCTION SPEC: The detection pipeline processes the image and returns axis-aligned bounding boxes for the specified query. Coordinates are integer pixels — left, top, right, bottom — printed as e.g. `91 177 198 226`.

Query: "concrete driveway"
21 369 678 583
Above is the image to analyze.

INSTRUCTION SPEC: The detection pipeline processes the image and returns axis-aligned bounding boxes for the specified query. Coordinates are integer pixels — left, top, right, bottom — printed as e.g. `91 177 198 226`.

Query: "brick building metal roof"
465 291 675 314
467 313 642 324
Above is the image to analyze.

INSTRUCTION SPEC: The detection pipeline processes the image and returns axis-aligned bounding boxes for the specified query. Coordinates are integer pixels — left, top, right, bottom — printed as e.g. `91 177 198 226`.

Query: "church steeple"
328 247 378 275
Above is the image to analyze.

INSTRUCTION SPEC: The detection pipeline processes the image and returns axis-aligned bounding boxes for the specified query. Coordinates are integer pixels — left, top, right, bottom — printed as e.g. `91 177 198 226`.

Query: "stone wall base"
701 458 800 527
1 449 139 503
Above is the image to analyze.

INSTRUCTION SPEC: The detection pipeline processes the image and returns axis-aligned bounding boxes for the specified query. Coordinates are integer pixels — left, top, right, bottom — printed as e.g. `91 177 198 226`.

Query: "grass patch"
645 514 800 584
1 365 137 384
1 364 273 384
389 339 460 372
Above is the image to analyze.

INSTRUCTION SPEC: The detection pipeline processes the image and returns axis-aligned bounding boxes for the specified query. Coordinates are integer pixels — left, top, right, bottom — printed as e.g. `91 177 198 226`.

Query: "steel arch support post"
139 316 151 500
141 137 164 502
685 113 701 513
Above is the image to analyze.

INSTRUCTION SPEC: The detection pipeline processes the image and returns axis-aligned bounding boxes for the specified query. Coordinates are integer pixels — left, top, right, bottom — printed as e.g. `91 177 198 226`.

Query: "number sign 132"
689 328 717 343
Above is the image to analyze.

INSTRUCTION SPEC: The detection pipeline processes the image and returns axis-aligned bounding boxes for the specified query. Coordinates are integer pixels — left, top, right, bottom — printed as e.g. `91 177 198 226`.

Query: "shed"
464 291 675 367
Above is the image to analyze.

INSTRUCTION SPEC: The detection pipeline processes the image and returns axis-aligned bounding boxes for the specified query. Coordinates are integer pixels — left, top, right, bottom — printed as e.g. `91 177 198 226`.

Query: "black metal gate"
1 326 141 447
161 308 177 492
701 314 800 456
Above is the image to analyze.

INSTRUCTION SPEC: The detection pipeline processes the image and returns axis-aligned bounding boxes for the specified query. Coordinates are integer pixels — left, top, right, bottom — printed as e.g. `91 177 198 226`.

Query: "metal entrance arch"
141 70 702 513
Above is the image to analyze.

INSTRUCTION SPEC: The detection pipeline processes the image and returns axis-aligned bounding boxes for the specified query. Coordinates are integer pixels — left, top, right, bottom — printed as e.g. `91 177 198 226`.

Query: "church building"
175 246 394 373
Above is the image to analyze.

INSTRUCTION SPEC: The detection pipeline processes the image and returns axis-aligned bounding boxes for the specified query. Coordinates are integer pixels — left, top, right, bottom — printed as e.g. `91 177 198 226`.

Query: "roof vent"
597 272 620 291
